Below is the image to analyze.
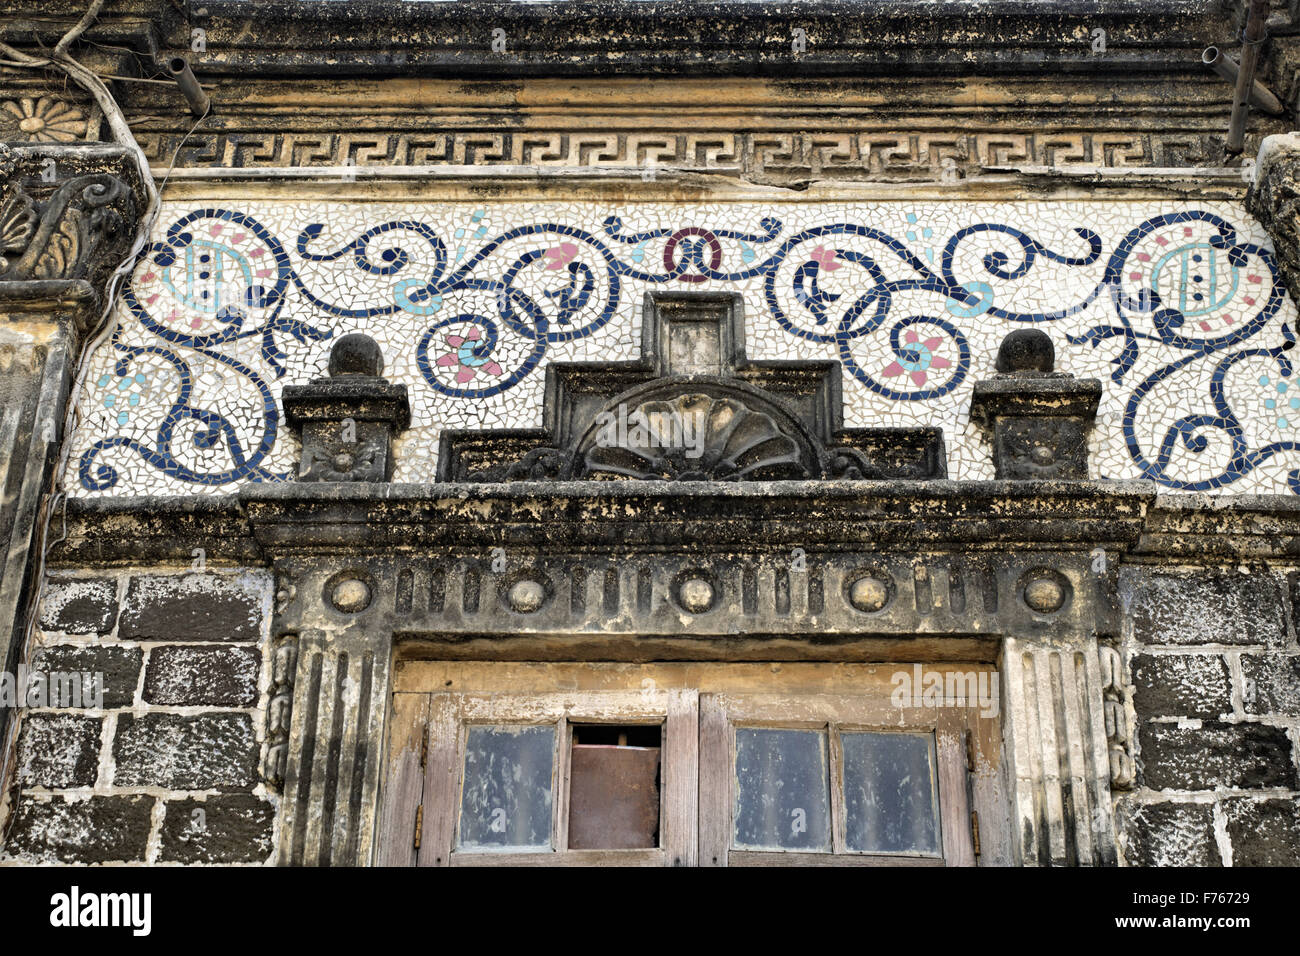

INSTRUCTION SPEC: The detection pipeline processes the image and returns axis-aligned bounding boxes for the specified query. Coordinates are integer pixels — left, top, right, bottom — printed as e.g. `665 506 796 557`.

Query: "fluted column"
1000 635 1121 866
276 621 393 867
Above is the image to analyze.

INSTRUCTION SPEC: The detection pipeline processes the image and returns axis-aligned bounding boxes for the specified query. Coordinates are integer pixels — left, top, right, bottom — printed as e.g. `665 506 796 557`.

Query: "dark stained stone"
119 573 264 643
113 713 258 790
144 645 260 707
159 795 275 864
3 795 153 863
38 577 119 635
16 713 101 788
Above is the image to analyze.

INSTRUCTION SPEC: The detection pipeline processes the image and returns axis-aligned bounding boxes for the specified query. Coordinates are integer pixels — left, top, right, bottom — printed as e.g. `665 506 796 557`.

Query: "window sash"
699 693 977 867
413 688 697 866
382 663 992 867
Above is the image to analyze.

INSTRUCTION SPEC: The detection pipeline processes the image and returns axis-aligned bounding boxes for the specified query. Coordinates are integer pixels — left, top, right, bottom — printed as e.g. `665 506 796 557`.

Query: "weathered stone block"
1241 653 1300 715
118 573 264 643
1116 800 1221 867
159 795 275 864
1131 653 1232 719
144 645 260 707
1138 720 1296 791
3 795 153 863
38 577 118 635
1223 798 1300 866
112 713 257 790
1124 566 1287 647
17 713 101 788
28 643 141 708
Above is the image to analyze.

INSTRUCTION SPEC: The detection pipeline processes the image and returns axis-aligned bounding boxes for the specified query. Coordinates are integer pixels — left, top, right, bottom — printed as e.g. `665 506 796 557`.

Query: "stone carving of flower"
306 442 380 482
434 327 503 384
0 97 87 143
883 329 952 387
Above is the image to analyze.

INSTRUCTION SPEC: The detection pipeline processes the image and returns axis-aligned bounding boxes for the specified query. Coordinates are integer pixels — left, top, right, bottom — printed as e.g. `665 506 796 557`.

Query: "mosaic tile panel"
65 200 1300 496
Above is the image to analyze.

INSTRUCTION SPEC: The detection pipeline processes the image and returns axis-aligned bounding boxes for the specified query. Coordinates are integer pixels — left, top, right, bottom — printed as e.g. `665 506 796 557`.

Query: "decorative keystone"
282 334 410 482
969 329 1101 480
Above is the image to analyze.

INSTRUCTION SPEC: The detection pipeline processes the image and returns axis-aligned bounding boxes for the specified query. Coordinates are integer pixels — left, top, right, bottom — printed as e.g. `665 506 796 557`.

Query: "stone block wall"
0 568 276 864
8 558 1299 866
1116 564 1300 866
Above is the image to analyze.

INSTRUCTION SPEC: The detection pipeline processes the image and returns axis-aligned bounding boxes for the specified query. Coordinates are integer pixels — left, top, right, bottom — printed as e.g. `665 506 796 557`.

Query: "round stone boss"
507 578 547 613
844 569 895 613
1020 568 1072 614
673 571 717 614
496 569 554 614
325 570 374 614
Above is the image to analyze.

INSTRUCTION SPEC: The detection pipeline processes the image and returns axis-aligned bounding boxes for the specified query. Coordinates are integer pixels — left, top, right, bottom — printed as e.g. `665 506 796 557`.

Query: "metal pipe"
166 55 210 118
1203 46 1284 115
1226 0 1272 155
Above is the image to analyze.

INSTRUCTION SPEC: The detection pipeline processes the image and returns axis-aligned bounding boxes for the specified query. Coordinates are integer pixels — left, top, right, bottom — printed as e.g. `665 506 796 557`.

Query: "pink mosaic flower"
809 245 841 271
435 327 503 384
882 329 952 387
543 243 579 270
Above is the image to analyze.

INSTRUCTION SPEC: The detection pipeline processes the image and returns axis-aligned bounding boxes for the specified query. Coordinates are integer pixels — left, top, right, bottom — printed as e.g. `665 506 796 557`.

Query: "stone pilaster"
1000 635 1119 866
265 333 409 864
276 620 392 867
264 555 398 866
0 143 145 743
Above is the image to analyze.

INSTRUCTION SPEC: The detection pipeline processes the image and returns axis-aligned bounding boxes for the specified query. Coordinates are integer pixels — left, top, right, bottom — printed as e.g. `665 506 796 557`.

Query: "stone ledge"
1137 494 1300 559
1 0 1233 78
49 479 1158 564
56 483 1300 564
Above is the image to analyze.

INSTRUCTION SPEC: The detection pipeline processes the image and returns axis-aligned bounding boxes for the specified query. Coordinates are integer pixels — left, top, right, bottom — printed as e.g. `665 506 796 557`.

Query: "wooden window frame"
699 693 975 867
381 663 993 867
407 689 698 866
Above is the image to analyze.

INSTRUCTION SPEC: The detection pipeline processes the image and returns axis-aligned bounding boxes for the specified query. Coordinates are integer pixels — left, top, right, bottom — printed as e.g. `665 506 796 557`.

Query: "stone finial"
327 332 385 377
281 335 410 482
969 330 1101 480
994 328 1055 374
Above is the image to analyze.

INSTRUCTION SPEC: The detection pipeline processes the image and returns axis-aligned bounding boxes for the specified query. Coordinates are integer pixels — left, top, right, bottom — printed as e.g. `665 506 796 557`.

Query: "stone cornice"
0 0 1236 78
48 479 1158 565
173 0 1229 77
52 483 1300 566
1136 494 1300 560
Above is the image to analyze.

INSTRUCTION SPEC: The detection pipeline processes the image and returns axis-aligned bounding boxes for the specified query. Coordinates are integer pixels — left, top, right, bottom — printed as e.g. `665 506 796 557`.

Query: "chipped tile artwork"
65 199 1300 496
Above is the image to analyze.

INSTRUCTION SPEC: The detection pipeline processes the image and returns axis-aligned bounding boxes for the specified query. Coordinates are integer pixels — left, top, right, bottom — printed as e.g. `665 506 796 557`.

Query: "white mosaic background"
64 199 1300 496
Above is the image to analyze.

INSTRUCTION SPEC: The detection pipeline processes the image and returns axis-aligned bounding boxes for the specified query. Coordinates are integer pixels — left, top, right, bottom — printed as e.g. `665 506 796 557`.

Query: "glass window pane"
458 724 555 850
732 727 831 851
842 731 941 855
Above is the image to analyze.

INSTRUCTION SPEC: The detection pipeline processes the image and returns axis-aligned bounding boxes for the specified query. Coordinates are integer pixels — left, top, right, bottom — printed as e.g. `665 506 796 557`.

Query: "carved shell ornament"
0 97 87 143
581 392 808 480
0 194 37 270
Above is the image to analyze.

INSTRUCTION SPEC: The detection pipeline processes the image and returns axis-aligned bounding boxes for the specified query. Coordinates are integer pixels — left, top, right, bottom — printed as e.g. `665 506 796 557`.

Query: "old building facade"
0 0 1298 866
